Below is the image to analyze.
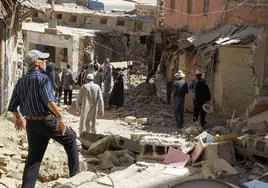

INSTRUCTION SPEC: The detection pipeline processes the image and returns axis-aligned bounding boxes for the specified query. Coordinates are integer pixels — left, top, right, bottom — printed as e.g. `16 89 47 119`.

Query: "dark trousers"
22 119 79 188
173 96 185 128
166 81 173 104
193 100 206 126
56 86 63 103
64 89 73 105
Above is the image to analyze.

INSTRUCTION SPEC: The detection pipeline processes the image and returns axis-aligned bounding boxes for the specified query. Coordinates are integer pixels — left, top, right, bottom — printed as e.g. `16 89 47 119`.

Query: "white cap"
196 70 202 75
86 74 94 80
105 58 110 62
24 50 50 65
174 70 185 78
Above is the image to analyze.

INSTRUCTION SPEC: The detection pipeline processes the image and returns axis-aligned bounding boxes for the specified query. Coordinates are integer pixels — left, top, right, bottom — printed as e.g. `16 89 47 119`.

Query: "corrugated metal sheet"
219 46 255 115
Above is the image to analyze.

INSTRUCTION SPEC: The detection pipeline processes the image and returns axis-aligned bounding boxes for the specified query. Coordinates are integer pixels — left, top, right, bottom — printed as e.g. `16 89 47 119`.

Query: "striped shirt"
8 70 56 116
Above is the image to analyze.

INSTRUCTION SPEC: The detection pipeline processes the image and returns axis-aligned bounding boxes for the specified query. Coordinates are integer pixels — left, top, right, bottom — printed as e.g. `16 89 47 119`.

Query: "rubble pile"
116 77 175 130
78 132 138 174
0 117 87 188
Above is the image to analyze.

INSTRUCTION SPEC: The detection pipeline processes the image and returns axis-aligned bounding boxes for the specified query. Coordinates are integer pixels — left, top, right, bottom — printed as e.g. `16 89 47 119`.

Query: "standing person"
62 64 76 105
7 50 79 188
103 58 113 96
189 70 211 127
171 71 189 129
55 67 63 104
93 63 103 87
46 59 56 89
166 79 173 104
77 64 88 86
76 74 104 135
108 68 124 109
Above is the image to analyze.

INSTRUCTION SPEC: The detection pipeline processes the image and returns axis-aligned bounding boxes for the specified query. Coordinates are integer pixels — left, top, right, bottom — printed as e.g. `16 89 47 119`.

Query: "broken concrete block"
137 118 148 125
130 132 149 142
97 151 120 168
202 141 235 164
79 137 92 149
110 166 128 173
118 153 135 166
79 132 106 143
67 171 96 186
86 157 101 165
119 121 129 126
202 159 240 185
124 116 137 124
116 137 140 153
87 136 117 155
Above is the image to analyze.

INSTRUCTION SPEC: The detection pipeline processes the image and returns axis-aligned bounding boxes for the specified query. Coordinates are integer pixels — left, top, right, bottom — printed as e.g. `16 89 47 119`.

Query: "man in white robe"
76 74 104 135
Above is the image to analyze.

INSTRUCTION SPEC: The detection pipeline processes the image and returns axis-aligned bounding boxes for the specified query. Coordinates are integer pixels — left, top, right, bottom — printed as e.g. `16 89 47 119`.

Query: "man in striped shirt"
8 50 79 188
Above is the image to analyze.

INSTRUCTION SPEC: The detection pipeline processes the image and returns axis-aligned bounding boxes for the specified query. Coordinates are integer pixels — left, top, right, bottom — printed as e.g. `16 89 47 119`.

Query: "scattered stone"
87 136 117 155
79 137 92 150
98 151 120 167
184 123 203 136
119 121 129 126
124 116 137 124
66 171 96 187
7 169 22 180
0 149 16 156
131 132 149 142
110 166 128 173
118 153 135 166
0 143 4 148
0 177 17 188
0 155 11 166
137 118 148 125
21 151 28 159
22 143 28 150
202 159 240 185
17 135 27 146
86 157 101 165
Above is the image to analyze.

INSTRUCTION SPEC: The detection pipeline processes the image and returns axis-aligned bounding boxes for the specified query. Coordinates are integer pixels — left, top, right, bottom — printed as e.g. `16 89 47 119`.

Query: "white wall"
24 31 80 73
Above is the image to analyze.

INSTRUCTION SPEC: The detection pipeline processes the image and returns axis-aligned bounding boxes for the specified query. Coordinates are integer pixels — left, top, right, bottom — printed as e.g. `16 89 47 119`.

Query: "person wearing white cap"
7 50 79 187
189 70 211 127
76 73 104 135
171 70 189 129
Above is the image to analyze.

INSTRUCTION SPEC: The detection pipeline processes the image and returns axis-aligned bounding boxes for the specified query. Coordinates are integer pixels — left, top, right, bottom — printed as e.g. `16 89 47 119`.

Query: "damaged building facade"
154 0 268 116
24 1 157 73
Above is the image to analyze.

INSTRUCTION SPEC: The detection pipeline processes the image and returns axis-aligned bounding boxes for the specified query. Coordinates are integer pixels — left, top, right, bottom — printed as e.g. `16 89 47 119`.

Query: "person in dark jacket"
172 71 189 129
108 68 124 109
62 64 76 105
46 59 56 89
189 70 211 127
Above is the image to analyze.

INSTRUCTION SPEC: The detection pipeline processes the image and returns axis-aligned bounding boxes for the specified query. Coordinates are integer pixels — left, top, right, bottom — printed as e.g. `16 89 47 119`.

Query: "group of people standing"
171 70 211 130
76 58 125 135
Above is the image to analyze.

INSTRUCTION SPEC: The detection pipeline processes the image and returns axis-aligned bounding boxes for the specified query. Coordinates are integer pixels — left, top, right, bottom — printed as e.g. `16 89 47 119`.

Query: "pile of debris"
116 80 175 130
0 117 87 188
78 132 139 173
